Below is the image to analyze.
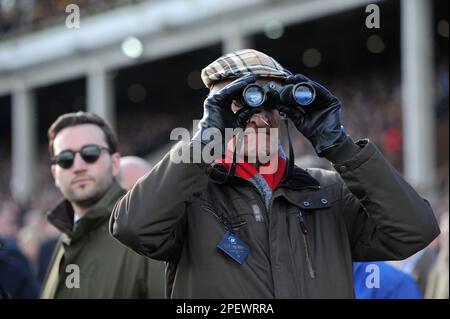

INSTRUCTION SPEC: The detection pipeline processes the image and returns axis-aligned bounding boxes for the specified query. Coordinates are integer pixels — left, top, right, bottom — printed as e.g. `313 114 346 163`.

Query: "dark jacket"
110 139 440 298
0 237 38 299
41 181 165 299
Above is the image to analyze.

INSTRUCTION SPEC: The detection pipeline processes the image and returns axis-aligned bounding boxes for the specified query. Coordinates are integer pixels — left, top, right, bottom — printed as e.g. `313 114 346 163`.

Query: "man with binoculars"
110 49 440 298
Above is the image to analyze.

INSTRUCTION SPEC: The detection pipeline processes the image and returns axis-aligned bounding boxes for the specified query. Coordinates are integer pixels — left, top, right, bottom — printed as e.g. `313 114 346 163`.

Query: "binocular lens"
293 83 315 106
242 82 316 108
243 85 265 108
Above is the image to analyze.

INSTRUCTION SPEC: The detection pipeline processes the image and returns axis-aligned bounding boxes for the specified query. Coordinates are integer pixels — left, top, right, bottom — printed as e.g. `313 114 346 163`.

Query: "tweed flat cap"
201 49 292 89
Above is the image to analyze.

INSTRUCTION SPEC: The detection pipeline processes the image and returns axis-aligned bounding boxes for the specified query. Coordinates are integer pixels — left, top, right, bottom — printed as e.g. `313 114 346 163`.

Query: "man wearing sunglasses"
40 111 164 299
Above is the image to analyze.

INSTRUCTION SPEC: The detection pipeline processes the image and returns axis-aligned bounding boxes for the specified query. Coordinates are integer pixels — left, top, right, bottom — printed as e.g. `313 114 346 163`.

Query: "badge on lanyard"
217 231 250 265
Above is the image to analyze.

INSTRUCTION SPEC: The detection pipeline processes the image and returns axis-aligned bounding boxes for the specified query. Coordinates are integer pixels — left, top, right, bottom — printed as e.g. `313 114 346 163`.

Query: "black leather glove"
277 74 347 157
193 74 260 153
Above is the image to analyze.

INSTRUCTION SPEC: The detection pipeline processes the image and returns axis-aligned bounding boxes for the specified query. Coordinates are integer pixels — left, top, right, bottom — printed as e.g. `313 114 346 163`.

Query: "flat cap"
201 49 292 89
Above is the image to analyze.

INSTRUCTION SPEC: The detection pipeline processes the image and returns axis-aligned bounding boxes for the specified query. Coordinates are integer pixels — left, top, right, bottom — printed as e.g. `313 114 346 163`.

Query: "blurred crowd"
116 112 187 157
0 61 448 298
0 0 142 38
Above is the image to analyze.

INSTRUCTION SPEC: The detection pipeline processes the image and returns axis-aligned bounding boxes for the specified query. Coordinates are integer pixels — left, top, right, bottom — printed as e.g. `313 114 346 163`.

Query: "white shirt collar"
73 212 81 228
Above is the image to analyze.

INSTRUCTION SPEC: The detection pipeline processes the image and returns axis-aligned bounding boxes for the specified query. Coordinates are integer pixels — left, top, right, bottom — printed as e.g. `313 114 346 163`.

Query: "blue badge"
217 231 250 264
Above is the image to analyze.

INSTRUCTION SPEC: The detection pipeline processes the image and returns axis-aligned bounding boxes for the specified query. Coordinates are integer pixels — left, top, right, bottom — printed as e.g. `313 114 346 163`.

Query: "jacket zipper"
297 209 316 279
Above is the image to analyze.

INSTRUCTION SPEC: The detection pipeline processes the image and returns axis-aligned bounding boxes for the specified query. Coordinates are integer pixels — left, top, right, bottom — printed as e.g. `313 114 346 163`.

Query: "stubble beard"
65 175 113 209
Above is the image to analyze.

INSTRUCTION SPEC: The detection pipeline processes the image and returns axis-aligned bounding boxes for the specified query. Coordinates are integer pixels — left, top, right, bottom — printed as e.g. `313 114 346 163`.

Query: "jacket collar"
278 166 320 190
210 162 320 190
47 181 125 241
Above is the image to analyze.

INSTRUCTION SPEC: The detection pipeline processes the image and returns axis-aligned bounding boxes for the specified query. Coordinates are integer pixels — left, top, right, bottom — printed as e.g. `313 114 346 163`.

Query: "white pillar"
87 67 115 127
221 22 251 53
11 82 36 206
401 0 436 190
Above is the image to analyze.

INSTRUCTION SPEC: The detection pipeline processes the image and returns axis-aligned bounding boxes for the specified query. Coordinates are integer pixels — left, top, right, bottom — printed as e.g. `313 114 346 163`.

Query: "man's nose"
248 109 270 128
72 152 88 171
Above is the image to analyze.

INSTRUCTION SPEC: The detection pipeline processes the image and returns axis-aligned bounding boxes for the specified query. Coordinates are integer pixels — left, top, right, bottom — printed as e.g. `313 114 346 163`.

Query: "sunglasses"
52 144 111 169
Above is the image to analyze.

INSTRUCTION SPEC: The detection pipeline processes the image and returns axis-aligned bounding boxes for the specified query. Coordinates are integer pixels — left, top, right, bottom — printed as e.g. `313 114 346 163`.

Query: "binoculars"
240 81 316 109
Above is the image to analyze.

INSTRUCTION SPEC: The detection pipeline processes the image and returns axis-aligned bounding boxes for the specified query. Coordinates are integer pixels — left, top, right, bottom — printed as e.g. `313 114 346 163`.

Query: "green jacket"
111 138 440 298
41 181 165 299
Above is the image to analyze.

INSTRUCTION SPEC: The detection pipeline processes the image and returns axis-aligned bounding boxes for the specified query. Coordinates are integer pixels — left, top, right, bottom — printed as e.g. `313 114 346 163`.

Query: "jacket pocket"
200 201 248 232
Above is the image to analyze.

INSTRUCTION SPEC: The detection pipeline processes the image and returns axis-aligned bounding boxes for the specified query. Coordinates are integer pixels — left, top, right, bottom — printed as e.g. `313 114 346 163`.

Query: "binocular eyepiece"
241 81 316 109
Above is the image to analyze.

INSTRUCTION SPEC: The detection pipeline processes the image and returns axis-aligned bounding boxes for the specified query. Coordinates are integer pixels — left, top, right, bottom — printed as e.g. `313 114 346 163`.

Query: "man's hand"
193 74 260 150
276 74 347 157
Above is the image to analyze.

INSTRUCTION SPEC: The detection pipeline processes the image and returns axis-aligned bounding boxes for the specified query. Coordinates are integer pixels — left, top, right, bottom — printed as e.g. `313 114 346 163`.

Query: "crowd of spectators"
0 0 144 39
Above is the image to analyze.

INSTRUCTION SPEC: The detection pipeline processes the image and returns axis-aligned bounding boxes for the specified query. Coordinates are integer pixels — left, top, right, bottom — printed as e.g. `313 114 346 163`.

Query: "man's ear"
51 165 56 178
111 152 121 178
51 165 58 187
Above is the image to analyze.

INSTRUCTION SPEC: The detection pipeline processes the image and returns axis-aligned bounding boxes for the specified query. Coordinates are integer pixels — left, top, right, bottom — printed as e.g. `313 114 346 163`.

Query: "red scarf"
216 151 286 190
